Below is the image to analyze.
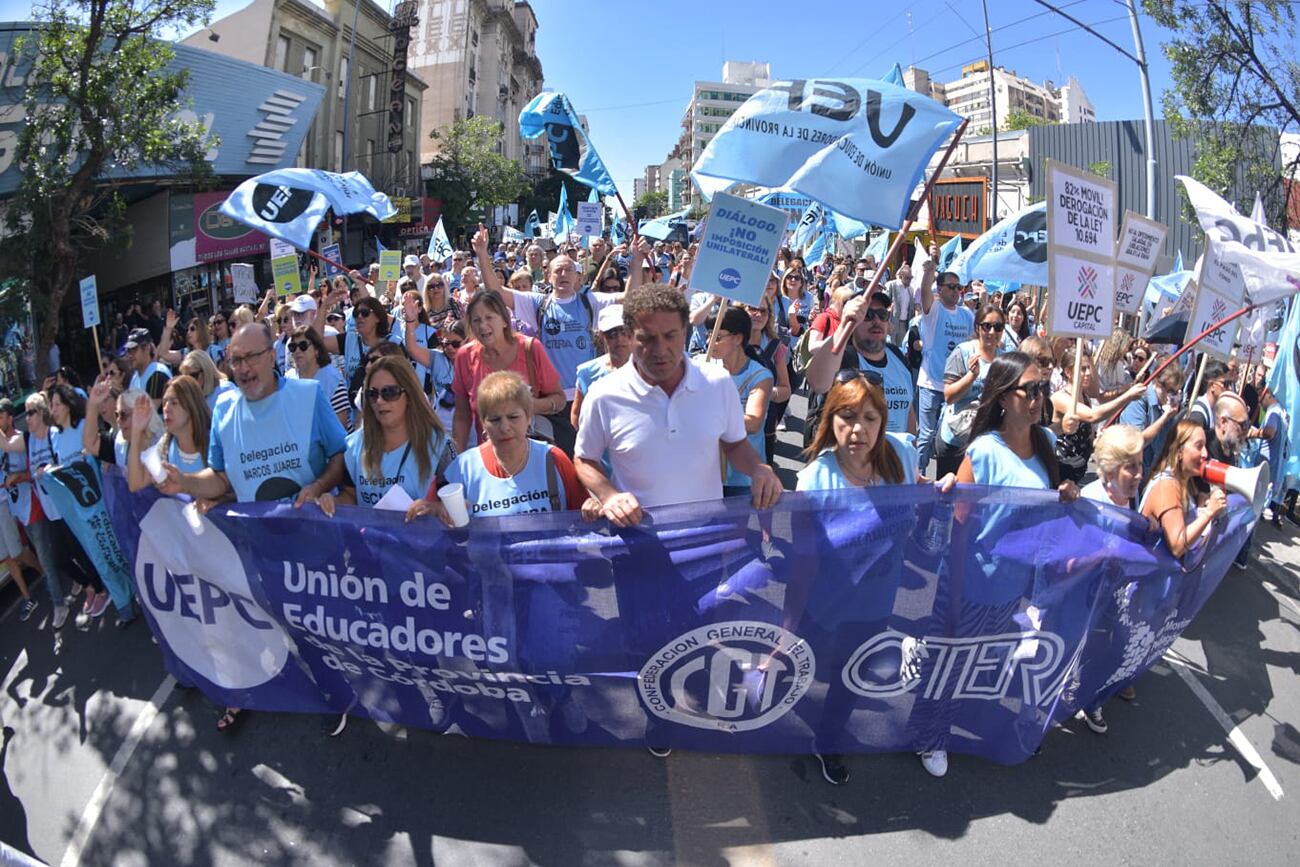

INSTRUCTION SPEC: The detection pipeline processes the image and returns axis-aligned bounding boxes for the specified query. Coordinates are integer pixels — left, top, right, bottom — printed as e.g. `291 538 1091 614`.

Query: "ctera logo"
638 621 814 732
717 268 742 291
136 498 291 689
251 183 314 224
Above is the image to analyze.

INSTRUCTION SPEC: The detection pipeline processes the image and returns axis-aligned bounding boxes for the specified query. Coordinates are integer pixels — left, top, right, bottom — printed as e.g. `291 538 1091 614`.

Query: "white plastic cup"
141 445 167 484
437 482 470 528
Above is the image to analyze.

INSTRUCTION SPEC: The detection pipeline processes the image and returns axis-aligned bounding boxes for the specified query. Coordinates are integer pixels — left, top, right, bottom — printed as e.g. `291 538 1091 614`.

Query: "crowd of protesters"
3 227 1287 787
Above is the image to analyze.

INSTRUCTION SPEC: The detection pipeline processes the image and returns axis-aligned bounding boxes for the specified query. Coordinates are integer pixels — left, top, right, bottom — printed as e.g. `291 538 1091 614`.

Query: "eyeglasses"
941 282 962 290
863 307 890 322
834 368 884 386
115 410 131 421
288 341 313 353
441 339 464 349
1013 380 1049 401
978 321 1006 333
355 308 374 319
366 385 405 403
428 282 444 289
228 347 272 368
602 327 629 339
1223 416 1250 431
24 409 38 417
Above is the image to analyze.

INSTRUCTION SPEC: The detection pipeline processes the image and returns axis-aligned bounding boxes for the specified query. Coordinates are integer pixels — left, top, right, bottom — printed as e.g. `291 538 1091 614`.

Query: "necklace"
836 451 876 487
491 442 528 479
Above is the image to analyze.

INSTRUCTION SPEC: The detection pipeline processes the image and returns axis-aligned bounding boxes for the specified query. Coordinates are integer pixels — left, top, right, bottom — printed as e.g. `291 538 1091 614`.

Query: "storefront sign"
195 191 271 263
387 2 419 153
928 178 988 238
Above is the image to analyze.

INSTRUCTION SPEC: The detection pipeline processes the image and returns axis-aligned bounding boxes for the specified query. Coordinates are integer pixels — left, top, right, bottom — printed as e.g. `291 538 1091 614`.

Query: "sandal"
1119 685 1137 701
216 707 244 732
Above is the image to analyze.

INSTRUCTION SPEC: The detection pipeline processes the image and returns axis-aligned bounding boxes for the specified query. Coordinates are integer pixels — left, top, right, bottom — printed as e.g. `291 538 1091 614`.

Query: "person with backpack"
706 307 775 498
804 291 916 452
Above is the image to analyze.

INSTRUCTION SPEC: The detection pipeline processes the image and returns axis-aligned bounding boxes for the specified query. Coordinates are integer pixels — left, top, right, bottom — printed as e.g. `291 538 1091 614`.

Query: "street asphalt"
2 401 1299 866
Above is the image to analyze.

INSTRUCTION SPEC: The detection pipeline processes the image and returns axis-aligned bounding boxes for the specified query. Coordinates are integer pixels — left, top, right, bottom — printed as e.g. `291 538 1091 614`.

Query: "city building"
407 0 545 177
186 0 429 259
941 60 1066 132
1058 75 1096 124
632 178 646 200
668 60 772 205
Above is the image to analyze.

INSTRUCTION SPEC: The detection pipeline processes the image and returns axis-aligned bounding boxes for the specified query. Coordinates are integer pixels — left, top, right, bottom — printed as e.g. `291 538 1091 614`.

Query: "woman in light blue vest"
935 304 1006 477
128 375 212 491
286 326 351 433
706 307 774 497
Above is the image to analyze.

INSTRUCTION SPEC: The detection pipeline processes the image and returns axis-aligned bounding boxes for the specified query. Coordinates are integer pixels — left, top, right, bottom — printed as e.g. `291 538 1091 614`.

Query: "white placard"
1113 264 1148 316
1196 236 1246 306
1047 160 1117 259
79 275 100 329
1115 210 1168 271
1044 159 1118 339
231 263 258 304
575 201 603 237
1047 252 1116 340
1188 284 1240 361
269 237 297 259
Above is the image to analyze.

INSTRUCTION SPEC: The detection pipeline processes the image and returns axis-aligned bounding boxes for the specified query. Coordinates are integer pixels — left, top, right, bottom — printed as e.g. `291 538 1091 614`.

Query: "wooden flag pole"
1189 353 1209 410
1068 337 1084 419
831 118 970 355
91 325 105 378
704 297 731 358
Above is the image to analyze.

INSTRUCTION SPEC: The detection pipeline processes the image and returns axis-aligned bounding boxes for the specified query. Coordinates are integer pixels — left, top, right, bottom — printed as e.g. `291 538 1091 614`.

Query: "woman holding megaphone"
1139 420 1226 558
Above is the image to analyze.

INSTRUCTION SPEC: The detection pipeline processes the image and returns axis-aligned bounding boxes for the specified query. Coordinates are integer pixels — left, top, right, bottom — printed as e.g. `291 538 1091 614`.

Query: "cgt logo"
638 621 814 732
136 498 291 689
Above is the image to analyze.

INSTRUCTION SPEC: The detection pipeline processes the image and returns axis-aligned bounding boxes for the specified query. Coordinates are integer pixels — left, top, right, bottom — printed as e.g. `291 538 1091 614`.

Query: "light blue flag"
804 229 832 265
524 209 539 238
553 184 575 240
1267 297 1300 486
587 187 600 202
824 209 868 240
693 78 963 228
427 216 453 264
220 168 396 250
611 218 629 246
865 230 889 264
883 63 904 85
792 201 823 251
519 91 620 196
938 234 963 271
950 201 1047 285
639 208 689 241
374 236 386 258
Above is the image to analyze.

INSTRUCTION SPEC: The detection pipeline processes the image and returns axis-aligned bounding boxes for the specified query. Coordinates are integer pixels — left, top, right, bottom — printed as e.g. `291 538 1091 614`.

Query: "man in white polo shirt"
574 283 782 526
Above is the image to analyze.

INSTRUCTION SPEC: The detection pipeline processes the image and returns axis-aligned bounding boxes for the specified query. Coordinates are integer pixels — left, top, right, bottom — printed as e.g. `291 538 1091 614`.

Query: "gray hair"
118 387 164 443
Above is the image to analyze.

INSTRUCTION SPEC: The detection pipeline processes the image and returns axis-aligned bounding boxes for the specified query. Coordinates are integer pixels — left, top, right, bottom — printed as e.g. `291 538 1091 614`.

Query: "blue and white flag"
950 201 1047 285
1268 298 1300 485
524 209 540 238
427 216 453 264
938 234 963 271
639 208 689 242
611 218 629 247
43 459 134 615
792 201 824 251
519 91 620 197
693 78 963 228
804 229 831 266
824 209 868 241
882 62 904 85
864 230 889 264
553 184 575 241
220 169 396 251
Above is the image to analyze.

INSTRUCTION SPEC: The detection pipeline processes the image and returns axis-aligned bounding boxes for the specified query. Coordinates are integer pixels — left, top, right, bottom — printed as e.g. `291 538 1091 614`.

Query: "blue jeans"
917 387 944 474
25 519 64 608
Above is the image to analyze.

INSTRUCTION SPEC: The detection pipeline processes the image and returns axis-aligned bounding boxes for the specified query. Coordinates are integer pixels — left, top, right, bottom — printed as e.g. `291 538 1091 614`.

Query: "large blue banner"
103 471 1251 764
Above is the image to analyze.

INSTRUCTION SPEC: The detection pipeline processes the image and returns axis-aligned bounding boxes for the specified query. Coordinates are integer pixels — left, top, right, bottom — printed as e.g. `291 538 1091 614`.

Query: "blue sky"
2 0 1183 197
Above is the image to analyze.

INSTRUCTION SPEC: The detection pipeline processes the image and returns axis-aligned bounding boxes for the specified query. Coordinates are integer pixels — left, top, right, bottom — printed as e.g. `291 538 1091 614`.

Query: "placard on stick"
79 275 100 329
575 201 603 237
231 263 258 304
378 250 402 283
686 192 785 307
1045 159 1118 339
1187 237 1244 361
1113 210 1168 316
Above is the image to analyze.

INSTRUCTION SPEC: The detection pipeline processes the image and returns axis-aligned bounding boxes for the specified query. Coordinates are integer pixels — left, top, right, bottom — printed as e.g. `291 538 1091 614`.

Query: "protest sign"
104 470 1254 764
688 192 785 306
1045 160 1118 340
378 249 402 283
575 201 603 237
320 243 342 277
1113 211 1169 315
1188 282 1239 361
231 263 258 304
79 275 100 329
271 253 301 298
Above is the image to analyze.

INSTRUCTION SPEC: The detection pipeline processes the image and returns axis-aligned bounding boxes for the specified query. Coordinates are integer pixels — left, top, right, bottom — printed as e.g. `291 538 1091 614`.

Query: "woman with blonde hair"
177 349 236 412
1140 419 1226 558
1094 326 1134 395
130 375 211 490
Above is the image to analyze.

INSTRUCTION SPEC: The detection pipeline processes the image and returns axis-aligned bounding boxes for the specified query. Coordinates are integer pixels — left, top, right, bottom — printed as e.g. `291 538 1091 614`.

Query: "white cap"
288 295 317 314
597 304 624 333
403 254 420 268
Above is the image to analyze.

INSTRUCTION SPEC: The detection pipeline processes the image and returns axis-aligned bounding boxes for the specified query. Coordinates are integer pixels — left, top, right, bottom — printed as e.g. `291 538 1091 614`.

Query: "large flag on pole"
553 184 575 241
220 169 396 250
519 91 620 197
1267 298 1300 485
950 201 1047 285
938 234 963 271
426 216 453 264
524 209 539 238
864 230 889 264
792 201 823 251
692 78 963 228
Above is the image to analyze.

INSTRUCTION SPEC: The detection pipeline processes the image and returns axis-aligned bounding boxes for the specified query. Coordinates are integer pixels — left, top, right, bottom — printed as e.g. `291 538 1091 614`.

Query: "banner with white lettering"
1045 160 1118 339
104 472 1253 764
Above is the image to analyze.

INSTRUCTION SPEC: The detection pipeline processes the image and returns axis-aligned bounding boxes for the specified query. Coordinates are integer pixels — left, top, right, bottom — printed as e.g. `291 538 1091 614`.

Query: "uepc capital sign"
1045 159 1118 340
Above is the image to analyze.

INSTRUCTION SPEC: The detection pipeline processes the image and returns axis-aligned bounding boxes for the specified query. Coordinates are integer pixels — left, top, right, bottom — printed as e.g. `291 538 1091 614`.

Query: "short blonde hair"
24 392 49 425
475 371 532 419
1093 424 1144 474
230 306 255 329
831 284 855 310
508 269 533 289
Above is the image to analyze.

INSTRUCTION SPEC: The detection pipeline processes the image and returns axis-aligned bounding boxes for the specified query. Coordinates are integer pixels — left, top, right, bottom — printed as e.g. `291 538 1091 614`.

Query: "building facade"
668 60 771 205
908 60 1094 134
407 0 545 176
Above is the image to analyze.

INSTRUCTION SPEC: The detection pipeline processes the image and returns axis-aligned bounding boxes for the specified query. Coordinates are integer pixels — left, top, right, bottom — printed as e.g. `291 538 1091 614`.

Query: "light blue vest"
212 378 326 502
856 348 913 433
129 360 171 394
446 439 560 518
725 358 774 488
344 429 447 507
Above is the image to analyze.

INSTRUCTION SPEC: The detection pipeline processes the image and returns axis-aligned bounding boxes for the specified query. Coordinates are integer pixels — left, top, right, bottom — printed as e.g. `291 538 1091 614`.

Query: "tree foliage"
1003 110 1050 131
425 115 529 236
1145 0 1299 225
634 189 668 219
0 0 216 376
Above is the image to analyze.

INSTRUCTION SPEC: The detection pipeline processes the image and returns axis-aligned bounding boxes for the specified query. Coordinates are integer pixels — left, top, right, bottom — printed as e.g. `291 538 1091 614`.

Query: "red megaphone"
1200 459 1270 513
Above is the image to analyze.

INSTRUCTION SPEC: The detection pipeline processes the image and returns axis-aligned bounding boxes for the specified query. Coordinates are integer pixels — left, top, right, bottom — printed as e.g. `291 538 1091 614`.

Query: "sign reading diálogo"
687 192 785 306
639 621 815 732
79 275 100 329
1045 159 1118 339
1113 210 1168 316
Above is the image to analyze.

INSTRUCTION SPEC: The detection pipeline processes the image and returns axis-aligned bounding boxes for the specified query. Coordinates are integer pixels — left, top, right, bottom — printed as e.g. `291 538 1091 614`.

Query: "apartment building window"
366 138 375 172
407 97 416 129
338 56 348 99
302 46 317 80
274 35 290 72
367 74 377 111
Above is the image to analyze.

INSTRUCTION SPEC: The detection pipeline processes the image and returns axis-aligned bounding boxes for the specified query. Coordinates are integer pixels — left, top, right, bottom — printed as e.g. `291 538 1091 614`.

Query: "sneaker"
69 581 84 598
320 713 348 737
1082 706 1108 734
816 752 849 785
1119 685 1137 701
51 604 69 630
647 746 673 758
89 591 110 618
920 750 948 777
18 598 36 622
775 419 787 432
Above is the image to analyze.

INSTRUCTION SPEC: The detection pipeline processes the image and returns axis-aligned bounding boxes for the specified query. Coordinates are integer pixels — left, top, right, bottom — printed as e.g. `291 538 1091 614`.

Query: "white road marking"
1164 652 1284 801
58 675 175 867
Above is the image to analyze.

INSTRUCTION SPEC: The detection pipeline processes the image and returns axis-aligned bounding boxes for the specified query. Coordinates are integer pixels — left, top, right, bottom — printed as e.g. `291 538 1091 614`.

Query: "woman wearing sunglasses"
317 296 399 417
127 375 212 492
570 305 631 434
286 326 351 433
208 313 230 367
423 275 464 335
743 299 792 463
934 304 1007 477
707 307 775 497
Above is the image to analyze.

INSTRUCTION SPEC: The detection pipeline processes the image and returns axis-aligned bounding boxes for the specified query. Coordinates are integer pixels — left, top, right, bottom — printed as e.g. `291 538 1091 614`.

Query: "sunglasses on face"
1014 381 1049 401
115 410 131 421
441 339 464 349
428 282 444 289
366 385 405 403
1034 355 1054 368
289 341 313 353
24 409 38 416
863 307 890 322
941 282 962 290
355 308 374 319
834 368 884 387
978 321 1006 333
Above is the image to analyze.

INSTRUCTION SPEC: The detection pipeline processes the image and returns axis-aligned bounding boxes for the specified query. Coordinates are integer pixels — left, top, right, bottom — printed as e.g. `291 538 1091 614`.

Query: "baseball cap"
125 327 153 349
288 295 318 314
403 254 420 268
597 304 624 333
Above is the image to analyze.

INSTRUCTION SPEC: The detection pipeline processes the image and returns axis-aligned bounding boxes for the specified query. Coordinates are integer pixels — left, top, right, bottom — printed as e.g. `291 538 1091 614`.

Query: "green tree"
426 115 529 238
634 189 668 219
0 0 216 377
1003 109 1050 131
1145 0 1299 225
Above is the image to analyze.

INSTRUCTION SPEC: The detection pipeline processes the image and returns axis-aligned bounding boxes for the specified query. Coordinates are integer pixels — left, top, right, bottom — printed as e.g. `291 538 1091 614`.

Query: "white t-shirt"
917 301 974 392
576 357 747 509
